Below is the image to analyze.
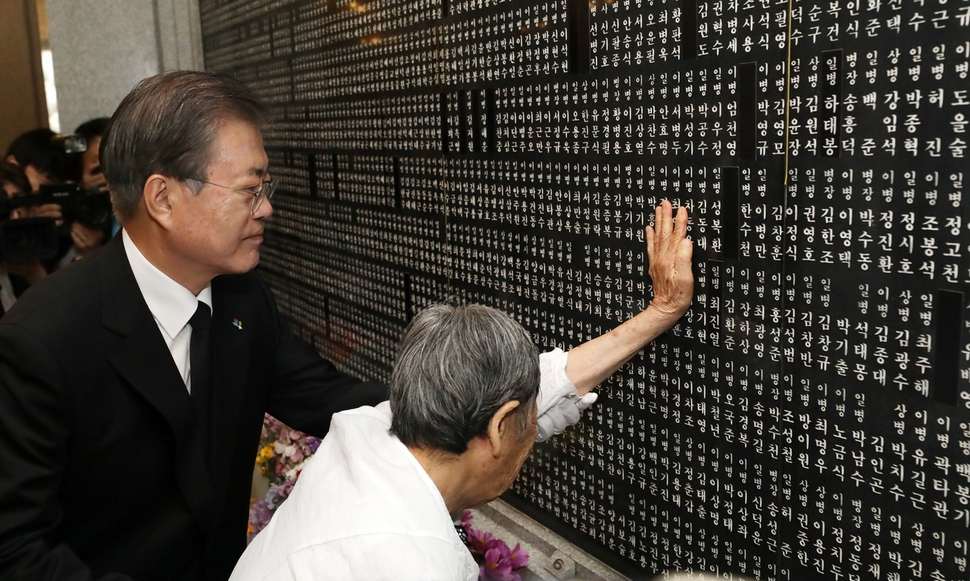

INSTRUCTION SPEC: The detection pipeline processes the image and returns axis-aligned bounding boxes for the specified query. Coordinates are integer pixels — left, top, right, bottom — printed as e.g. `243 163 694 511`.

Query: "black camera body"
1 184 112 229
0 183 112 263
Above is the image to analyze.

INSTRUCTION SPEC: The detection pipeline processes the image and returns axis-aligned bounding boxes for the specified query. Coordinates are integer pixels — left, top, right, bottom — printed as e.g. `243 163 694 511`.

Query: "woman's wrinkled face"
479 399 539 504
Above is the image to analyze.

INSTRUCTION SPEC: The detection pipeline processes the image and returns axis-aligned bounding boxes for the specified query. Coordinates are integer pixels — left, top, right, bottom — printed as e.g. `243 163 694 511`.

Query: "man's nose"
254 196 273 220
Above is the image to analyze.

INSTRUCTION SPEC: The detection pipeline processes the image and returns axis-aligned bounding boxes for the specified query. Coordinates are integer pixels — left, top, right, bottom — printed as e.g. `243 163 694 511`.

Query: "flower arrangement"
248 414 321 538
461 511 530 581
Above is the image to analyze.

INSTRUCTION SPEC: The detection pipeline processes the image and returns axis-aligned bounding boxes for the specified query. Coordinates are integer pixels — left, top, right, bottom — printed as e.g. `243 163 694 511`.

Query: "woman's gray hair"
390 304 540 455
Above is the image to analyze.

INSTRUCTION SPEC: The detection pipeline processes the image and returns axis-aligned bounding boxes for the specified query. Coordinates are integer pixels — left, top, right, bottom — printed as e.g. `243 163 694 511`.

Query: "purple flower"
480 541 522 581
508 544 529 569
467 526 495 556
306 437 321 454
461 510 529 580
248 499 274 538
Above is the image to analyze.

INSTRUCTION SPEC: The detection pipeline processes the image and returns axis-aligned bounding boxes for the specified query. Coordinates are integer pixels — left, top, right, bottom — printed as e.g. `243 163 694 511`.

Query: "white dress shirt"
122 230 211 393
230 351 575 581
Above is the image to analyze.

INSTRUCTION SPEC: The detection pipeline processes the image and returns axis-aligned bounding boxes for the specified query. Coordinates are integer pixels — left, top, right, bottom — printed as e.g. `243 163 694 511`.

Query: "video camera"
0 131 109 263
0 183 112 263
0 184 112 230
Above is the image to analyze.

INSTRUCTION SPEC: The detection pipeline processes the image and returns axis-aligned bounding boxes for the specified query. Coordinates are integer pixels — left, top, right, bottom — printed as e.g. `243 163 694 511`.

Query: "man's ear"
4 155 18 166
486 400 522 458
142 174 178 229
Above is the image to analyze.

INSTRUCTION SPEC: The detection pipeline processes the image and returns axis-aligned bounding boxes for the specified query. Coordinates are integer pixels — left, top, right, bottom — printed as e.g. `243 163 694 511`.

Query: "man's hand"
645 200 693 317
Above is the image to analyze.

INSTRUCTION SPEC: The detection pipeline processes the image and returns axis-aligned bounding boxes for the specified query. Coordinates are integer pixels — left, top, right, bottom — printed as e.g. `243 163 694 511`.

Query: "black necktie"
189 302 212 467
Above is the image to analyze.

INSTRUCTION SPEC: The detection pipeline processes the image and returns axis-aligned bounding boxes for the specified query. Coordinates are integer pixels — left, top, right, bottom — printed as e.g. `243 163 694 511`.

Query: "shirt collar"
122 229 213 339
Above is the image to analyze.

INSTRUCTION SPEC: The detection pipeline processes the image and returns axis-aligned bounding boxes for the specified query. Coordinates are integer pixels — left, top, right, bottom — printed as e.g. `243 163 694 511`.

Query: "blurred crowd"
0 119 116 314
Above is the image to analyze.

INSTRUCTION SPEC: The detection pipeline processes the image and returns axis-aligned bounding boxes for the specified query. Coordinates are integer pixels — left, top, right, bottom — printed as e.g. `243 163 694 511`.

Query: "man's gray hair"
100 71 266 221
390 304 540 455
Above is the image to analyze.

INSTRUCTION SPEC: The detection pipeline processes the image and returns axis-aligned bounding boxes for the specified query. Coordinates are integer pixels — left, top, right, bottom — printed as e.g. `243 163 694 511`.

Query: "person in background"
1 162 31 219
5 128 73 271
73 117 109 192
4 128 66 224
56 117 112 265
4 128 70 193
5 124 111 269
0 163 35 313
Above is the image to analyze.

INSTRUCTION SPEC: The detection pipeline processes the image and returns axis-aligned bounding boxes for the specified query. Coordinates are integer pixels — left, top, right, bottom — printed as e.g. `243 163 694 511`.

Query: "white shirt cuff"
537 348 575 416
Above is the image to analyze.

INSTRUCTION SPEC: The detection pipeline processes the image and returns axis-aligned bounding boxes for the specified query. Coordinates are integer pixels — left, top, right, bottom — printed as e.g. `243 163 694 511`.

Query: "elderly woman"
232 304 542 580
230 203 693 580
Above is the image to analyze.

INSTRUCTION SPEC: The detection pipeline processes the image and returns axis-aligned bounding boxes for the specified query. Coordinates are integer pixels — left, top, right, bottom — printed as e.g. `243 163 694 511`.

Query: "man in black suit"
0 72 389 580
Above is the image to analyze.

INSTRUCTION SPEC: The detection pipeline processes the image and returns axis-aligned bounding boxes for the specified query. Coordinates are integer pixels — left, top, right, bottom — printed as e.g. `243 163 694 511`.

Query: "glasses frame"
187 176 277 215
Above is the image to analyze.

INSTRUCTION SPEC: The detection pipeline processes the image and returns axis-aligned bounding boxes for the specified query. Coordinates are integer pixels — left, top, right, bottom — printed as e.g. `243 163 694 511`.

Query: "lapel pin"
232 318 244 331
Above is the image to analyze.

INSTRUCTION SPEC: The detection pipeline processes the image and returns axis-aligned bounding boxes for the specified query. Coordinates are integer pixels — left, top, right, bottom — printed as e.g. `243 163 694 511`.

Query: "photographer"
5 129 67 226
0 163 42 313
59 118 113 265
74 118 109 192
4 127 112 269
32 181 113 270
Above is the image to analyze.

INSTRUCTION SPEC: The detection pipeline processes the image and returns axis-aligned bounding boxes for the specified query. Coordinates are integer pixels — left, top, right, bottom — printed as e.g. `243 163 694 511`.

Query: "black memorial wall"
200 1 970 578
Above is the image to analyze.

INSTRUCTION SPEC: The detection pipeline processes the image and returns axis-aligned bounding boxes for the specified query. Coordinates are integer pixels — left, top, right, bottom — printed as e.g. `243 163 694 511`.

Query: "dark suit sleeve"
260 282 388 437
0 326 134 581
8 273 30 298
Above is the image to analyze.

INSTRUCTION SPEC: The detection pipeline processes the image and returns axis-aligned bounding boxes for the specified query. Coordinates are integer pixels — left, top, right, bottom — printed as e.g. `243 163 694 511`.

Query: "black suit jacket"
8 272 29 298
0 237 387 580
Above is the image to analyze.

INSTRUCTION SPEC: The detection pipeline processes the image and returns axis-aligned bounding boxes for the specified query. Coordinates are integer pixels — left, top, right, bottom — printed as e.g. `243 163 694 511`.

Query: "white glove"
535 349 599 442
537 391 598 442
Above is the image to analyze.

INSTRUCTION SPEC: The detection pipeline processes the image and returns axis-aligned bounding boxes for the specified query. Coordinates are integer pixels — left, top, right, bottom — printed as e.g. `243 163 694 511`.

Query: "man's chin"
246 251 261 272
223 251 261 275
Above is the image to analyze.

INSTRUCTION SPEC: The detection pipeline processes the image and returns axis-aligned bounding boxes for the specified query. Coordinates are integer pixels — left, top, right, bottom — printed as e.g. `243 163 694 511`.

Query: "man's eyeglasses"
187 177 277 215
